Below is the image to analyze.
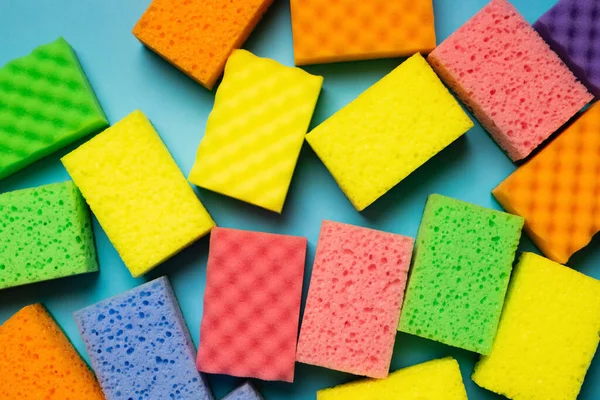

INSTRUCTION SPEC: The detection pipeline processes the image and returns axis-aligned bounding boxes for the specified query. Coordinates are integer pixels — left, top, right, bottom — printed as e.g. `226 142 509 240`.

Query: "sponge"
0 304 104 399
0 181 98 290
296 221 414 379
222 382 264 400
75 276 214 400
0 37 108 180
290 0 436 65
188 50 323 213
132 0 274 90
197 228 306 382
306 53 473 211
398 194 524 354
317 357 468 400
428 0 592 161
473 252 600 400
493 101 600 264
62 110 215 277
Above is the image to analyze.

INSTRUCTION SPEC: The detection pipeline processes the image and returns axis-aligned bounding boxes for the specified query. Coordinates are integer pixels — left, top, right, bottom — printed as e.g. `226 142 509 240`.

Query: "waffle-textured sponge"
188 50 323 213
197 227 307 382
0 304 104 399
132 0 273 90
306 53 473 211
222 382 264 400
0 37 108 180
0 181 98 290
493 101 600 264
317 357 468 400
399 194 524 354
62 110 215 277
290 0 436 65
75 276 214 400
296 221 414 378
428 0 592 161
473 252 600 400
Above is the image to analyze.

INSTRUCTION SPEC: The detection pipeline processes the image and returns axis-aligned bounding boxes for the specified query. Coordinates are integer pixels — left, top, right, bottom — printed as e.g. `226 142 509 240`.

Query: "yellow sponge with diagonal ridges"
306 53 473 211
473 252 600 400
188 50 323 213
62 110 215 276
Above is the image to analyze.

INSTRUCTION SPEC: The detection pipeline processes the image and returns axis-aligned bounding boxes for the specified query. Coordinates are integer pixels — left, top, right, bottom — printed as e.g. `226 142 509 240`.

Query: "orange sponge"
132 0 274 90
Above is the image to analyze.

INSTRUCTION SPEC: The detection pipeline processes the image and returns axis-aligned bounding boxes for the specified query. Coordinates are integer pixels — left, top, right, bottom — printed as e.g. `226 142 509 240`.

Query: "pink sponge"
428 0 592 161
197 227 307 382
296 221 414 378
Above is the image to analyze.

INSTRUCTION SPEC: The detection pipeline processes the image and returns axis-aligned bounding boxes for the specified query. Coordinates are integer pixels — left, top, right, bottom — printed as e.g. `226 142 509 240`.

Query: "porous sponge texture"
428 0 592 161
296 221 414 379
188 50 323 213
493 101 600 264
0 181 98 290
62 110 215 277
473 252 600 400
317 358 468 400
0 37 108 180
222 382 264 400
198 228 307 382
290 0 436 65
132 0 274 90
75 277 214 400
0 304 104 400
399 194 524 354
306 53 473 211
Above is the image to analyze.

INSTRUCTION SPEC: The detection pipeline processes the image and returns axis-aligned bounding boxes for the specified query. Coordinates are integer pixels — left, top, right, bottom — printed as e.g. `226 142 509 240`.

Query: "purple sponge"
75 277 213 400
222 383 264 400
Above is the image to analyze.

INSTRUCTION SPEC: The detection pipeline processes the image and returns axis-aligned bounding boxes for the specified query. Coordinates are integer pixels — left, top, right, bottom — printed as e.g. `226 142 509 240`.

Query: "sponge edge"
222 382 264 400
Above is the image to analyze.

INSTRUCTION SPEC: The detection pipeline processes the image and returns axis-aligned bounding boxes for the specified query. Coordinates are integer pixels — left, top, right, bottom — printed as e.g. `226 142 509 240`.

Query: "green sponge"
0 37 108 180
398 194 524 354
0 181 98 289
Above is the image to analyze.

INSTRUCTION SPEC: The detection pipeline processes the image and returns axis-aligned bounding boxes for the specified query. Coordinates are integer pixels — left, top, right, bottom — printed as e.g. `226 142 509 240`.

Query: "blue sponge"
222 383 264 400
74 276 213 400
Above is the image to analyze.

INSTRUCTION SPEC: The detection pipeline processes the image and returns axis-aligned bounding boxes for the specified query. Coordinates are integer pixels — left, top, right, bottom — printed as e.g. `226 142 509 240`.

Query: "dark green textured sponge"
398 194 524 354
0 181 98 289
0 37 108 180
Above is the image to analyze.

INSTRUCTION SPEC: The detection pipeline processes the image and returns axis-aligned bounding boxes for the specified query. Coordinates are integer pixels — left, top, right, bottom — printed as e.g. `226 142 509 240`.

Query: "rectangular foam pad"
222 382 264 400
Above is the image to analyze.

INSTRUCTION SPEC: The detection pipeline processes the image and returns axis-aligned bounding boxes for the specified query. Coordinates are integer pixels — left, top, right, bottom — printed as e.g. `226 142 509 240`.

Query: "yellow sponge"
188 50 323 213
306 53 473 211
473 252 600 400
62 110 215 276
317 357 468 400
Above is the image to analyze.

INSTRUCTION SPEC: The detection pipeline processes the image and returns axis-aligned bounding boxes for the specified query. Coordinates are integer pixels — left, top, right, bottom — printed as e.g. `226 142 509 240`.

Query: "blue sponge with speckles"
222 383 264 400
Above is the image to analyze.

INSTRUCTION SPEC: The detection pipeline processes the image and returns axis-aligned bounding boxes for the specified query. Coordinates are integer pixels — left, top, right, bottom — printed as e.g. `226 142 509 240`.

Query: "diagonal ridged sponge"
290 0 436 65
306 53 473 211
493 101 600 264
0 181 98 290
317 357 468 400
0 304 104 399
473 252 600 400
62 110 215 277
75 276 214 400
0 37 108 180
399 194 524 354
222 382 264 400
428 0 592 161
188 50 323 213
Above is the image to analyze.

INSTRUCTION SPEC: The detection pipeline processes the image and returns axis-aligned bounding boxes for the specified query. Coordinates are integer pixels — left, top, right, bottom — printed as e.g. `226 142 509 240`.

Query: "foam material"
473 252 600 400
306 53 473 211
188 50 323 213
198 228 307 382
62 110 215 277
222 382 264 400
399 194 524 354
75 277 214 400
493 101 600 264
0 181 98 289
0 304 104 399
0 37 108 180
132 0 273 90
296 221 414 378
290 0 436 65
428 0 592 161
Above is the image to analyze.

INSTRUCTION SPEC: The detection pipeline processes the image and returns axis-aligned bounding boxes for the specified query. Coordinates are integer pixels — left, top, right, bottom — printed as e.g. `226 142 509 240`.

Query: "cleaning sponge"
222 382 264 400
306 53 473 211
188 50 323 213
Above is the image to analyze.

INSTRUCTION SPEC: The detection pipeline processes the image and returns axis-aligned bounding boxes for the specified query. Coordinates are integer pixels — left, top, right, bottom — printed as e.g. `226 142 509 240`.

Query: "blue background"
0 0 598 399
